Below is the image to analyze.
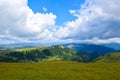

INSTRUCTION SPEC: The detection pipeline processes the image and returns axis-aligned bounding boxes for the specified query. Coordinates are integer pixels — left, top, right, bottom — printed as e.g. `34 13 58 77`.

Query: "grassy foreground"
0 61 120 80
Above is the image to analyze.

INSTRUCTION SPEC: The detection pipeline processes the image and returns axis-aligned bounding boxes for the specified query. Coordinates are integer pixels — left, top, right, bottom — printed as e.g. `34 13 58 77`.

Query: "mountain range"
101 43 120 50
63 43 115 55
0 42 120 63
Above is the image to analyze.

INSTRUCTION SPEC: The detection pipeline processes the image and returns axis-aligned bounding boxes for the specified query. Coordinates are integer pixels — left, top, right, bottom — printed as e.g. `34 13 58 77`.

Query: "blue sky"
0 0 120 44
28 0 85 25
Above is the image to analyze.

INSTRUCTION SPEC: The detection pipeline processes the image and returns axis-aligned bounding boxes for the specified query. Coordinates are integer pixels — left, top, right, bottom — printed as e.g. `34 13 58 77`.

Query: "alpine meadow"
0 0 120 80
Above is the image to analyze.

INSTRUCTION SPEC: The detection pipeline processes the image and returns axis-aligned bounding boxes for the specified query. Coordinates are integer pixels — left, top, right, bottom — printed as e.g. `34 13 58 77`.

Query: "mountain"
0 45 97 62
94 52 120 63
0 43 118 63
0 43 43 47
101 43 120 50
63 43 116 61
0 42 64 47
63 43 115 55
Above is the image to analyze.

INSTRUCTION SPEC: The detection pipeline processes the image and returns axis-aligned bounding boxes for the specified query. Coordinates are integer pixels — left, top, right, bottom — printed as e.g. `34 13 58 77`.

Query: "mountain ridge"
63 43 115 55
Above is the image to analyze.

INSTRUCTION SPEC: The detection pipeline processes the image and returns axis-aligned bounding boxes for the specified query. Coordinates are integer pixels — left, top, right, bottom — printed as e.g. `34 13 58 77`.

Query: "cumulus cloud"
42 7 47 12
69 10 76 15
56 0 120 43
0 0 56 43
0 0 120 44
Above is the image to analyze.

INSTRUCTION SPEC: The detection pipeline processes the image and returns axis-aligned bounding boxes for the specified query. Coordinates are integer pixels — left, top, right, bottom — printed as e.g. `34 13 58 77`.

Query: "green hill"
1 45 119 63
0 46 91 62
94 52 120 63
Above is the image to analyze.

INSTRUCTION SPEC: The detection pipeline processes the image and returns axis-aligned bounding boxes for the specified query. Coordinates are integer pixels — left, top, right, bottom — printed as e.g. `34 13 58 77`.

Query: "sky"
0 0 120 44
28 0 85 25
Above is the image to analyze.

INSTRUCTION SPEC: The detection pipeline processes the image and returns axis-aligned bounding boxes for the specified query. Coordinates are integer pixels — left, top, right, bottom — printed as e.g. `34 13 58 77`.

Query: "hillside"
63 43 115 61
63 43 115 54
0 44 118 63
0 46 91 62
94 52 120 63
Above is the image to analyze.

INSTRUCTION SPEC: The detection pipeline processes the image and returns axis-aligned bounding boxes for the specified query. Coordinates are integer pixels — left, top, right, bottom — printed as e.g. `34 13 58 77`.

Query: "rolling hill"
94 52 120 63
0 45 92 62
63 43 115 61
0 43 118 63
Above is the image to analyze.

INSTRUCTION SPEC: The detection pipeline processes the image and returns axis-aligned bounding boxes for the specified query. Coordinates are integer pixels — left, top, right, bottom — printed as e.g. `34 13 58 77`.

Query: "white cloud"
42 7 47 12
0 0 56 43
56 0 120 43
69 10 76 14
81 37 120 44
0 0 120 44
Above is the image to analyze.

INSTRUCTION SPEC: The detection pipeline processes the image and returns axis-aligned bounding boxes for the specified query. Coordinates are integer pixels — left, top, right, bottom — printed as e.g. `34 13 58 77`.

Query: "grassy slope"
0 46 77 62
0 61 120 80
95 52 120 63
1 46 91 62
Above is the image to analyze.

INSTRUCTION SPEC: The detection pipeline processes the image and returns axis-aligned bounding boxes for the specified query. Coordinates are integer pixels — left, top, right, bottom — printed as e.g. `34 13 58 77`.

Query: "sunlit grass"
95 52 120 63
0 61 120 80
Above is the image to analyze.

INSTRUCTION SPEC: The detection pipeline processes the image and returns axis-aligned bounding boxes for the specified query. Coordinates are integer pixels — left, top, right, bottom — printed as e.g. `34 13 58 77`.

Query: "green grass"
0 61 120 80
95 52 120 63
